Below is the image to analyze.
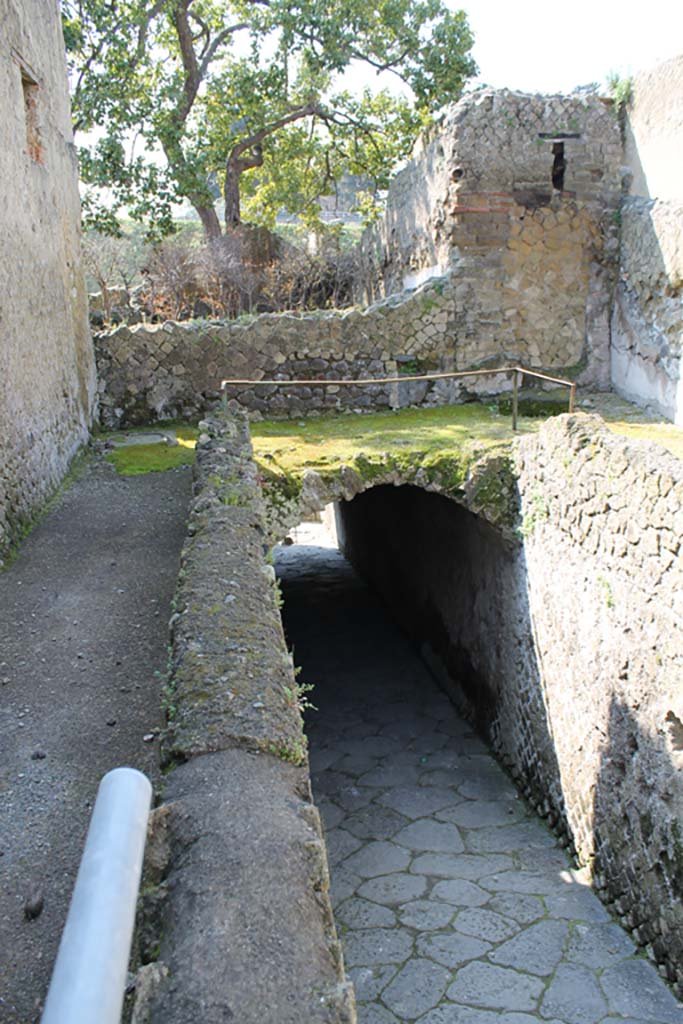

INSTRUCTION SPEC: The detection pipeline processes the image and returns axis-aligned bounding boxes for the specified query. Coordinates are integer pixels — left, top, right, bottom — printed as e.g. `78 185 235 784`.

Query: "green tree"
63 0 476 238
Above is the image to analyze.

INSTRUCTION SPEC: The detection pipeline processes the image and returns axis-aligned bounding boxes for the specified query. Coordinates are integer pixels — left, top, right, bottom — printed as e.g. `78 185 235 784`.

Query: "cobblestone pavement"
276 539 683 1024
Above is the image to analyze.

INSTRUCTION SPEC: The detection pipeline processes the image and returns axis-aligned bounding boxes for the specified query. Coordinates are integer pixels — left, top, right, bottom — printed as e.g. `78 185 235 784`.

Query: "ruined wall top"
360 88 622 296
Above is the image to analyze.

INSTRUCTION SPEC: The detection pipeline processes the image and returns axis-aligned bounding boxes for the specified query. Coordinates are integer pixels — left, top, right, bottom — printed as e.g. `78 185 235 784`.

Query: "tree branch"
198 23 249 80
231 101 323 160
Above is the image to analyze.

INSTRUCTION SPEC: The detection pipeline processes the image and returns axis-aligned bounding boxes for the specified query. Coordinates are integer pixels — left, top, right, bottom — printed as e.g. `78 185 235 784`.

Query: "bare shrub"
83 232 142 322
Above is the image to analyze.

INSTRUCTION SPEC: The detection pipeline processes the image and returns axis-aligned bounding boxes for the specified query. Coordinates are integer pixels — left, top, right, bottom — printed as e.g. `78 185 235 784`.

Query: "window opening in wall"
20 65 43 163
551 142 565 191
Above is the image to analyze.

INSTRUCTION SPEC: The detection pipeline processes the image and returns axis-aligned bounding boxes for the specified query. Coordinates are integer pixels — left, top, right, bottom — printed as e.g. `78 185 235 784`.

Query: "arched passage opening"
272 483 639 1023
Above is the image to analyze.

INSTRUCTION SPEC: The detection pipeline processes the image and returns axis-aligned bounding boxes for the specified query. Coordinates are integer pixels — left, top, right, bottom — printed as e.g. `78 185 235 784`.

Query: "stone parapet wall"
134 413 354 1023
0 1 95 560
331 414 683 990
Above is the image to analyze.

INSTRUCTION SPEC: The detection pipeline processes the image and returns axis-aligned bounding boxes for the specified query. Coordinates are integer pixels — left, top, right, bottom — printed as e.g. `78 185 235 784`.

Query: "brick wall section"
133 412 355 1024
330 414 683 990
611 198 683 424
0 1 95 560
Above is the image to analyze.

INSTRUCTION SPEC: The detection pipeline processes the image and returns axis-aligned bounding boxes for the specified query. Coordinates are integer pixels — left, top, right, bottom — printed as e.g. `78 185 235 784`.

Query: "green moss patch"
105 423 199 476
250 402 534 484
107 443 196 476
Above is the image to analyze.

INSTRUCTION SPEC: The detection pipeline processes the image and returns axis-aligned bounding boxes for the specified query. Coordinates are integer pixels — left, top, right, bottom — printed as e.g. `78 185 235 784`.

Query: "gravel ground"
277 539 683 1024
0 457 190 1024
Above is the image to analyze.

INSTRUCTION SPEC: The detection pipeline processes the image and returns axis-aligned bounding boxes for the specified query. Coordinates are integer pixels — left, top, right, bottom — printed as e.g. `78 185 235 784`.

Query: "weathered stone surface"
540 964 608 1024
488 920 568 976
357 89 622 393
357 873 428 905
394 818 465 854
397 899 456 931
343 928 413 967
614 56 683 423
343 841 412 878
381 958 451 1018
446 962 544 1011
599 961 683 1024
143 749 354 1024
0 1 95 560
145 417 355 1022
162 415 307 762
281 537 683 1023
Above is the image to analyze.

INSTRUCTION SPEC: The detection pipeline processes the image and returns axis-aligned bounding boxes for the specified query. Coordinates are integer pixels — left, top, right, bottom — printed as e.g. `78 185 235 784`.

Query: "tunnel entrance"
273 485 666 1023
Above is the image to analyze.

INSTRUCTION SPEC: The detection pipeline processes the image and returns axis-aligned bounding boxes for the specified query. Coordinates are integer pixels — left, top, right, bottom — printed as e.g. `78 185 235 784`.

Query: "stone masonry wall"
357 90 623 388
0 0 95 559
333 415 683 990
611 56 683 424
95 274 518 427
133 412 355 1023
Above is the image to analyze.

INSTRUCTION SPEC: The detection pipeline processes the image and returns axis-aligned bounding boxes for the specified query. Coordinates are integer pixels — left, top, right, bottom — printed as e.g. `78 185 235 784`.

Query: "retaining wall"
132 414 355 1024
96 274 546 427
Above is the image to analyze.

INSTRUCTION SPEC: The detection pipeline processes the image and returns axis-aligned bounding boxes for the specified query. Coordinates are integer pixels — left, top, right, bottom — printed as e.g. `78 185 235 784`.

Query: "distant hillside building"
0 0 95 558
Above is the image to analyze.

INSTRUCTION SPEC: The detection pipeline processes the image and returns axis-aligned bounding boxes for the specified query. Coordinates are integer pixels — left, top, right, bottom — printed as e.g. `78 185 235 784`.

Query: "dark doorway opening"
551 142 566 191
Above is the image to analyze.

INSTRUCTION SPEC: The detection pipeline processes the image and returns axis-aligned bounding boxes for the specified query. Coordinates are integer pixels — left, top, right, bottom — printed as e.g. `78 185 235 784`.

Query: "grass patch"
105 423 199 476
250 402 536 478
603 420 683 461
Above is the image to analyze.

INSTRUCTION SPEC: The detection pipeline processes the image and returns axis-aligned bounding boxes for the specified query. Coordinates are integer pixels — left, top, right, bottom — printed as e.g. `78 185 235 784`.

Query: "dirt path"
0 458 190 1024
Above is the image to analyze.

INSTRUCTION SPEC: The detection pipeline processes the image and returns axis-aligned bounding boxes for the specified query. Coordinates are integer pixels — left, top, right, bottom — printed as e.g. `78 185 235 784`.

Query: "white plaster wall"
624 55 683 202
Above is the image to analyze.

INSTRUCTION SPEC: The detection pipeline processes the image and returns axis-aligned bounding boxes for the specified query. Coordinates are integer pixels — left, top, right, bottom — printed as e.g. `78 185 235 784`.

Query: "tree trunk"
224 156 242 228
194 203 222 238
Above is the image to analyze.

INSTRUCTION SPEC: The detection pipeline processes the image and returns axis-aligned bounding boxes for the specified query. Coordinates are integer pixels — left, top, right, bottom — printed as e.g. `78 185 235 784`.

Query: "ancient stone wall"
612 56 683 424
95 275 476 426
0 0 95 559
357 90 622 389
334 414 683 991
133 413 355 1023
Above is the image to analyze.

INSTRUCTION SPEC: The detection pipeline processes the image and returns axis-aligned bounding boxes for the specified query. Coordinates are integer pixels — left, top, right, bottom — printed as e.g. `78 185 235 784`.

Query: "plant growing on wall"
62 0 476 239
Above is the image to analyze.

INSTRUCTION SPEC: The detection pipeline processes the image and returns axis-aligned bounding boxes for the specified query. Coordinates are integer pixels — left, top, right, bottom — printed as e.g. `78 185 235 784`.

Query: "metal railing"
41 768 152 1024
221 365 577 431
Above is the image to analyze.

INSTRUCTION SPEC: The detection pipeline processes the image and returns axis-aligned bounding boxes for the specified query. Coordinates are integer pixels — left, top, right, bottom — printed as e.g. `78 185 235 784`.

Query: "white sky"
457 0 683 94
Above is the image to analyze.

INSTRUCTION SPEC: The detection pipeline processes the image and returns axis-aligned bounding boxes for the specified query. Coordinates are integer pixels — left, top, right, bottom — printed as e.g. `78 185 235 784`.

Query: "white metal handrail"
41 768 152 1024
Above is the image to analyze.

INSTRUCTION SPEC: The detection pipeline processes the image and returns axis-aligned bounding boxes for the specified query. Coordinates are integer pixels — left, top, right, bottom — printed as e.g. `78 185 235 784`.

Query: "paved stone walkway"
277 539 683 1024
